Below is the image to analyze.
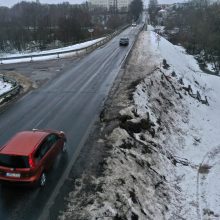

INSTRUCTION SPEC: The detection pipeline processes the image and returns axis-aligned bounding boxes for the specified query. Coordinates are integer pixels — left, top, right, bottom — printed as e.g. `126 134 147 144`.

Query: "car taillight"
29 156 35 168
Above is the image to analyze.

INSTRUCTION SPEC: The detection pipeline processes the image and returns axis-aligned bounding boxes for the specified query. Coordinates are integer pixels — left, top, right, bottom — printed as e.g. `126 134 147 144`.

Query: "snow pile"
0 37 105 64
59 28 220 220
206 62 216 73
0 77 13 96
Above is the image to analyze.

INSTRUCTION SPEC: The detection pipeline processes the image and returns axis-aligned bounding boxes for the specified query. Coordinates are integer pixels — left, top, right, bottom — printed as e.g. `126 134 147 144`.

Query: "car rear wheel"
39 172 46 187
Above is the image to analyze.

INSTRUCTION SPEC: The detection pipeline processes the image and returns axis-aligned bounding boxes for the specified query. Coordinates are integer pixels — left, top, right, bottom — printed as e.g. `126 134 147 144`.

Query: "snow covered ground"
151 29 220 219
206 63 217 73
0 77 13 96
0 37 105 64
59 27 220 220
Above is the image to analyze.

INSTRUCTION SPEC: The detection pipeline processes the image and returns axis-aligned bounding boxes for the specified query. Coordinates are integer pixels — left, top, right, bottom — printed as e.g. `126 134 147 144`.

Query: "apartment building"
89 0 109 8
117 0 132 9
89 0 132 10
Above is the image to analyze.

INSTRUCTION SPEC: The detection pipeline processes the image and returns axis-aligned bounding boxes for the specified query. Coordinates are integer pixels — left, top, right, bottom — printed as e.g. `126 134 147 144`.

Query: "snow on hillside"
135 30 220 219
59 27 220 220
141 30 220 219
0 37 105 64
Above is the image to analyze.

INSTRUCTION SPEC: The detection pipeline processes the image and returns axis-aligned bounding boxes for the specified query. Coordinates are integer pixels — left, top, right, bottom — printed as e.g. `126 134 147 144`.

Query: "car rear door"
34 136 54 171
49 134 65 156
34 134 63 171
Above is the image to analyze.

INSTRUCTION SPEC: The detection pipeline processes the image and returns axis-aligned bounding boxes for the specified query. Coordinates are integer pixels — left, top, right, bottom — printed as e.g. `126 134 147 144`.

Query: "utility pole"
113 0 118 14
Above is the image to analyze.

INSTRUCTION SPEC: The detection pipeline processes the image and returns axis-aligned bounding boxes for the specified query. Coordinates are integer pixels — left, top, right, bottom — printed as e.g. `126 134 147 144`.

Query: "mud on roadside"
0 57 79 110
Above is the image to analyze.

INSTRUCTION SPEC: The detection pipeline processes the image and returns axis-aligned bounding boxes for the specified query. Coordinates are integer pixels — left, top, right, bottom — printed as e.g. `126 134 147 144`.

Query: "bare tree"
129 0 143 21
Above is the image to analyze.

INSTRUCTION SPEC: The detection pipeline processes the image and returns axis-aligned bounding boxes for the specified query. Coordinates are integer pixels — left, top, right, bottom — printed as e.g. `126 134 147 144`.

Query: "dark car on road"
0 129 66 187
119 37 129 46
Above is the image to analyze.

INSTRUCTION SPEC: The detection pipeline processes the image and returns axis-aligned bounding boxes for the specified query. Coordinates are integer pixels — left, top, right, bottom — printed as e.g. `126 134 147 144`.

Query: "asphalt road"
0 26 141 220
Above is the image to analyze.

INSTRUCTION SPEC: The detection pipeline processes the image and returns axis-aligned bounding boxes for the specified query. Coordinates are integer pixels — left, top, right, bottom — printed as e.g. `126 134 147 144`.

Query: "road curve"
0 26 141 220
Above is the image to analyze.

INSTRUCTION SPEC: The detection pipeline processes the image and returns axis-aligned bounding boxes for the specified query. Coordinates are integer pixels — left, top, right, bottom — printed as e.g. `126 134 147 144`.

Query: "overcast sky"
0 0 186 8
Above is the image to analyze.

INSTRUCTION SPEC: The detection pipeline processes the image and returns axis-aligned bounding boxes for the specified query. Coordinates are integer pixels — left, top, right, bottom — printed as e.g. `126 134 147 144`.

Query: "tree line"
0 0 143 54
0 2 94 52
154 0 220 73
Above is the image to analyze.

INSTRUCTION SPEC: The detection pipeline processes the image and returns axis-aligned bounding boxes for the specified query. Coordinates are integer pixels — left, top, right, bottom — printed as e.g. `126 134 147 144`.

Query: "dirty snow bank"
59 28 220 220
0 77 13 96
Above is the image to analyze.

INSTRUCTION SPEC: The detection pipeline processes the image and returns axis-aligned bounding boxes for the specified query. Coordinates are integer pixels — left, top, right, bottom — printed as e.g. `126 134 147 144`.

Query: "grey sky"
0 0 186 8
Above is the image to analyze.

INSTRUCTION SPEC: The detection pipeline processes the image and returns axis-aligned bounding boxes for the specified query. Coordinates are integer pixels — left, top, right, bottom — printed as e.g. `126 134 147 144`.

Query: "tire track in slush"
196 145 220 219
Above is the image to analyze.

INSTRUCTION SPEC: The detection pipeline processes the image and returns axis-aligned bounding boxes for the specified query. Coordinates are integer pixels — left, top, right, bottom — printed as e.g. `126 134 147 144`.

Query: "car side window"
34 139 47 161
47 134 59 148
34 134 59 161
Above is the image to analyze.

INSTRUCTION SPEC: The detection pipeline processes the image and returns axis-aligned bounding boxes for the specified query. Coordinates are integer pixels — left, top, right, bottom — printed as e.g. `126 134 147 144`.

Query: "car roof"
0 130 50 156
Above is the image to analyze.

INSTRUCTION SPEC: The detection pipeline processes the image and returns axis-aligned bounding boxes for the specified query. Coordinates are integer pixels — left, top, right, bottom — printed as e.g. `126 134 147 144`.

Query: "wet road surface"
0 26 141 220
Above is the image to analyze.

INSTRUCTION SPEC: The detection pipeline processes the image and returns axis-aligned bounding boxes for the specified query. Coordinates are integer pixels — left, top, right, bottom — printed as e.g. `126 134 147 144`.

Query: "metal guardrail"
0 24 130 64
0 75 20 104
0 24 130 103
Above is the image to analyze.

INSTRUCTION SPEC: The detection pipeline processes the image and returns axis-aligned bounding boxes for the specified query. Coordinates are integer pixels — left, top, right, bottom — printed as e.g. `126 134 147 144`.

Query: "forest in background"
0 0 143 53
0 2 92 52
0 2 132 53
149 0 220 73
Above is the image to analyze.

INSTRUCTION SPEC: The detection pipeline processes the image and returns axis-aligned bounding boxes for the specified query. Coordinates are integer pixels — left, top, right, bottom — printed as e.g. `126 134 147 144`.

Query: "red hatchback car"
0 129 66 187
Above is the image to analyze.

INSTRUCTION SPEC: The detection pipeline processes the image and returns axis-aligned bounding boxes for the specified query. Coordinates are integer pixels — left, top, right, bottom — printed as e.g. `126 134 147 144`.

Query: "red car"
0 129 66 187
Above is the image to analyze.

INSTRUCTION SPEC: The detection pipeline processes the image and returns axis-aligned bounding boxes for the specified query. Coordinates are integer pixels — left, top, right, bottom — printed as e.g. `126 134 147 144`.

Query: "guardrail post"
57 53 60 59
30 56 33 62
0 60 2 65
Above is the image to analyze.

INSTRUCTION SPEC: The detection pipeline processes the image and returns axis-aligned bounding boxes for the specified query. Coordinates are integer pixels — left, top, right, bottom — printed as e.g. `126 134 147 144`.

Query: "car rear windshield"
0 154 29 168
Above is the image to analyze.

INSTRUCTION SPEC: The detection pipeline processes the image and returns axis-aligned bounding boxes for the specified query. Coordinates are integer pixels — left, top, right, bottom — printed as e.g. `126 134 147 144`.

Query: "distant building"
89 0 132 11
89 0 108 8
116 0 132 10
